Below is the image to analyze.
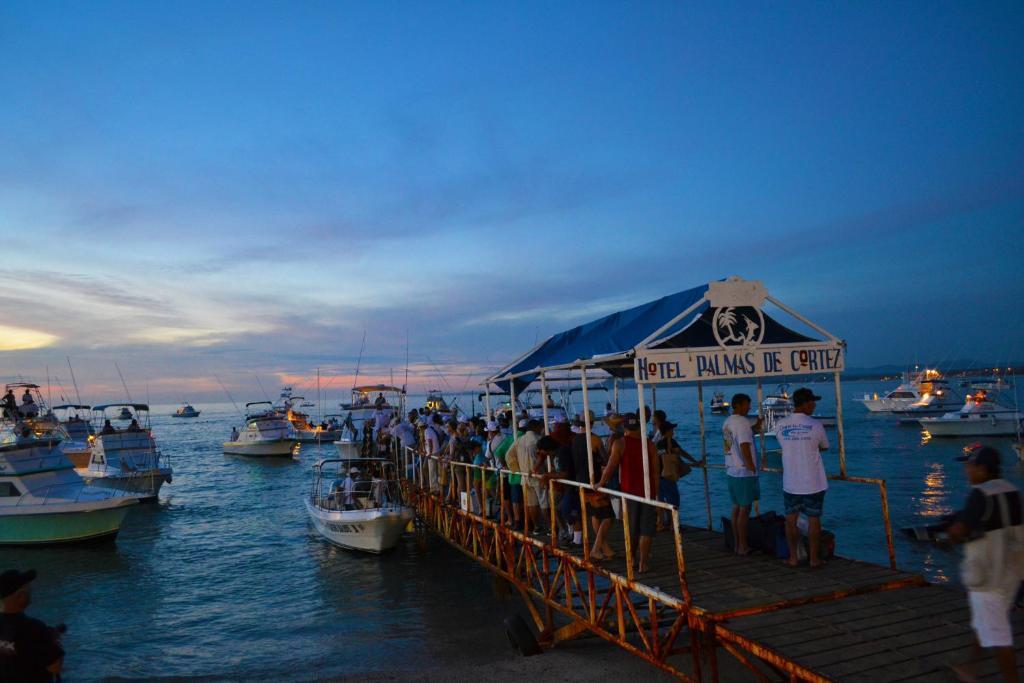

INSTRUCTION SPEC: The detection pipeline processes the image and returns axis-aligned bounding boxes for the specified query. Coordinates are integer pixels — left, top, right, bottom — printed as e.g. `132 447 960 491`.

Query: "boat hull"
223 440 299 457
297 430 342 443
305 499 413 554
0 500 136 545
79 468 172 501
334 439 363 459
919 417 1023 437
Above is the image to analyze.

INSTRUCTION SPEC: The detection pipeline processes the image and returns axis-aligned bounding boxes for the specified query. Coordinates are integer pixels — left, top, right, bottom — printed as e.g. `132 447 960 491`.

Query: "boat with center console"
305 456 413 553
82 404 172 501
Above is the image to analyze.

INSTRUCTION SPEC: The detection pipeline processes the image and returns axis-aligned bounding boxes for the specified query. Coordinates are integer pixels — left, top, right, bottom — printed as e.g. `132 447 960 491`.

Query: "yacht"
116 406 133 421
223 402 300 457
276 389 341 443
891 376 961 420
0 426 137 544
336 386 406 458
759 385 836 437
83 404 172 500
918 391 1023 438
173 404 201 418
305 457 414 554
858 369 943 413
710 391 729 415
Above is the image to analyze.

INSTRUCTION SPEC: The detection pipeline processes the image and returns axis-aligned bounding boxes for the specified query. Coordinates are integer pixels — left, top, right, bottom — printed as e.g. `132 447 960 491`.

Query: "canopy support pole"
582 366 595 486
757 380 765 469
652 385 657 413
834 371 847 478
485 386 492 421
541 372 550 435
697 381 711 530
637 382 652 500
511 382 519 440
613 378 619 413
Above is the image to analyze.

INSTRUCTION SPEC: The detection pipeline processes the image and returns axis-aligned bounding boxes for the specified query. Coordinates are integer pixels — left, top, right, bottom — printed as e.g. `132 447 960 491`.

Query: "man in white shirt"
723 393 762 556
423 414 443 492
776 388 830 568
393 411 418 451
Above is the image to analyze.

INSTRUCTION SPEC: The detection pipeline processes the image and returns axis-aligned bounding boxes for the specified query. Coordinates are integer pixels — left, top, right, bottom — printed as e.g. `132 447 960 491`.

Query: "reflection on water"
0 382 1015 679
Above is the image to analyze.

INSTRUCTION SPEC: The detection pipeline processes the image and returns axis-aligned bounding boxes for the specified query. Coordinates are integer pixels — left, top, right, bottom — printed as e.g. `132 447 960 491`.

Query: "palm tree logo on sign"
712 306 765 348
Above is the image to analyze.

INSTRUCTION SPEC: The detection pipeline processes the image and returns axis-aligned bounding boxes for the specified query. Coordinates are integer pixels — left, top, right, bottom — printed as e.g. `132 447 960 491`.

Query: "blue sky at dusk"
1 2 1022 401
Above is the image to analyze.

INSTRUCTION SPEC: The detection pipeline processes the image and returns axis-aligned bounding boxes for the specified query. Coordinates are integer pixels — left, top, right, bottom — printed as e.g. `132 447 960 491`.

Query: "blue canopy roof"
492 283 710 392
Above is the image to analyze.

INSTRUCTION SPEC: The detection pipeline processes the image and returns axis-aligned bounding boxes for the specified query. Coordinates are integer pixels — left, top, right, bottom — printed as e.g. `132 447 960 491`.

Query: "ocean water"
3 380 1020 680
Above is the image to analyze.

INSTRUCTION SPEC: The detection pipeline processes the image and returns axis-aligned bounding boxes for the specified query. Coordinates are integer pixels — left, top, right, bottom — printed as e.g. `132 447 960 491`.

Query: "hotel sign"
635 343 845 383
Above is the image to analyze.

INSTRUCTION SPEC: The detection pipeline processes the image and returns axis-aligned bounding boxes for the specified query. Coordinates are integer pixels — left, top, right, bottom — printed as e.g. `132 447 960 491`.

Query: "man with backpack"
947 445 1024 683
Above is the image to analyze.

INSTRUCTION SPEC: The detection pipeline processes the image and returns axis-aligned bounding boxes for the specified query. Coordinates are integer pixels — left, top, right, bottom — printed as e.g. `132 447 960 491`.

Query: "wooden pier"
403 465 1022 682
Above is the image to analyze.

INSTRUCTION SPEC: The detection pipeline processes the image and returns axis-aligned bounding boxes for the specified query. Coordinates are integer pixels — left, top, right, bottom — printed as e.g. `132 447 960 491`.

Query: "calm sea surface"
4 380 1021 680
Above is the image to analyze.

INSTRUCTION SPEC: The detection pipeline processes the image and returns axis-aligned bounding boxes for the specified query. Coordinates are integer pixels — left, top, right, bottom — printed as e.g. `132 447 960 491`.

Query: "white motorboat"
858 368 943 413
224 402 300 457
305 457 414 554
275 389 342 443
83 404 172 501
173 404 201 418
759 385 835 436
0 426 137 544
710 391 729 415
891 376 961 417
918 391 1023 438
335 385 406 458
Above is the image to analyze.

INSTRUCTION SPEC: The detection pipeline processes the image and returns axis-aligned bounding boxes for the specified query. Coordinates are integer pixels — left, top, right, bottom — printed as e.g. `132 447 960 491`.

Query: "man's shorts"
625 499 657 539
509 481 524 504
525 479 549 509
970 590 1014 647
783 490 826 518
727 475 760 508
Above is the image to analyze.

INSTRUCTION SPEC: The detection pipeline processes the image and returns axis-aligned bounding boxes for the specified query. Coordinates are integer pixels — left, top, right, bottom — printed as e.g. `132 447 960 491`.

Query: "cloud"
0 325 58 351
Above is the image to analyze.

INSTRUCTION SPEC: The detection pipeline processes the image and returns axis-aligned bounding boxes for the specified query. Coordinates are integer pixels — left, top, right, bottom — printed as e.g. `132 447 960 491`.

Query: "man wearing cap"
502 419 529 530
775 388 829 568
947 445 1024 683
597 413 660 573
0 569 63 681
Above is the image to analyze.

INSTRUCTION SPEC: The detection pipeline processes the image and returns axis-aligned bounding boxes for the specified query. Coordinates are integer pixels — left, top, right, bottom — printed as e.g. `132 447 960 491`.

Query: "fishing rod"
404 331 410 393
214 374 243 416
254 374 270 402
66 357 83 406
352 331 366 391
114 361 134 403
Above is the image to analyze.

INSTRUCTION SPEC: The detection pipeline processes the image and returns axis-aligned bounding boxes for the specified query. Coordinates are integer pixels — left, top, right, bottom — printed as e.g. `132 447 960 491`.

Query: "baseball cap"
486 421 499 432
955 444 1001 471
517 418 529 429
623 412 641 430
0 569 36 598
792 388 822 406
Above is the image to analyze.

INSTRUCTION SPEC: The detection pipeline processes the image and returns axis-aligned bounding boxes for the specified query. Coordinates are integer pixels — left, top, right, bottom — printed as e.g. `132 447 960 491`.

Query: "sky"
1 1 1022 403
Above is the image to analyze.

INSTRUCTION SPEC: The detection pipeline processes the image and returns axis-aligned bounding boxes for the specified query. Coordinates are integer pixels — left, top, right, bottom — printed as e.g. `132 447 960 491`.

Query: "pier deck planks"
560 522 1015 679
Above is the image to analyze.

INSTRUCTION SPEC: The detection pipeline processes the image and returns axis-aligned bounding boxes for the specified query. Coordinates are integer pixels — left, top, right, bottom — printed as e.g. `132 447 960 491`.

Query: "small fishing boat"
83 404 172 500
275 387 342 443
710 391 729 415
305 457 414 554
173 404 201 418
759 385 836 437
0 426 137 544
918 391 1023 438
116 406 133 421
223 402 300 457
858 369 943 413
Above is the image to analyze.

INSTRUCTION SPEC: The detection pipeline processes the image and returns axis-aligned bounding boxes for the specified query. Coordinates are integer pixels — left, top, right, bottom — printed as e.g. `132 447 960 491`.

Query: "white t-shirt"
723 414 757 477
393 420 416 450
423 425 441 455
776 412 829 494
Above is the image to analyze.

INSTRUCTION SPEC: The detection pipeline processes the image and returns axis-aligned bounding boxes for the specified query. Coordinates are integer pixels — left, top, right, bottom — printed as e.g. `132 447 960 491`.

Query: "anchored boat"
173 404 201 418
223 402 300 457
858 368 944 413
918 390 1023 437
0 426 137 544
83 404 172 501
305 456 413 554
335 385 406 459
710 391 729 415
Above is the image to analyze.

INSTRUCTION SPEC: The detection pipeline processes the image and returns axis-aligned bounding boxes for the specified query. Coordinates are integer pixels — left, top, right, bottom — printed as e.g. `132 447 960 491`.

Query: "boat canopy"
245 401 272 408
93 403 149 411
52 404 91 410
488 276 845 392
353 385 404 394
4 383 40 390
